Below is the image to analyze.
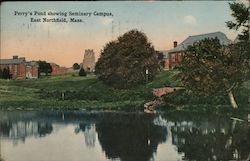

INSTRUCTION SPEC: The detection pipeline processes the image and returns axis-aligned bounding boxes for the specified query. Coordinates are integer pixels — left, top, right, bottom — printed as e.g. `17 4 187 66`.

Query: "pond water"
0 110 249 161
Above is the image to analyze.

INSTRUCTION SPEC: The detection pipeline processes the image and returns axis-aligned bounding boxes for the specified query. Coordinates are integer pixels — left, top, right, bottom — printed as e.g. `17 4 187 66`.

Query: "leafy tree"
73 63 80 70
159 60 165 70
37 61 52 76
95 30 159 88
177 38 248 109
226 1 250 79
0 68 3 79
79 68 87 76
157 51 165 70
226 1 249 42
2 67 11 79
157 51 164 60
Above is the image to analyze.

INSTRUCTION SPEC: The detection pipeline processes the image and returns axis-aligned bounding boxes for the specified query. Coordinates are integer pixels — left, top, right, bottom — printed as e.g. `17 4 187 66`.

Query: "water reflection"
157 112 250 161
0 121 52 144
95 114 167 161
76 123 96 148
0 110 249 161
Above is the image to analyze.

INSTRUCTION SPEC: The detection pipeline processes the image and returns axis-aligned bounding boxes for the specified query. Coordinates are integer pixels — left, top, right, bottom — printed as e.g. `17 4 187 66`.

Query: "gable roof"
168 32 232 53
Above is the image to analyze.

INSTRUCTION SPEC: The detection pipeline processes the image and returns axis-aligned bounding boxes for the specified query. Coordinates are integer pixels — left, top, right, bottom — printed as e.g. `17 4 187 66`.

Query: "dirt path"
144 86 184 113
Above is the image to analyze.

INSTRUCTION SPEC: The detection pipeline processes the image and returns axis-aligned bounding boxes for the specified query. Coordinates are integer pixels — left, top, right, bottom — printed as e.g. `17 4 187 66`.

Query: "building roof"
159 50 169 58
25 61 38 66
0 58 26 65
50 63 60 67
168 32 232 54
233 35 240 43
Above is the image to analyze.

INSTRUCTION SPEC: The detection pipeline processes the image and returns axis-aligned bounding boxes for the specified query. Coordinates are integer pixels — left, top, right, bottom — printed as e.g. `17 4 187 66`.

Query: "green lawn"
0 71 178 110
0 71 249 112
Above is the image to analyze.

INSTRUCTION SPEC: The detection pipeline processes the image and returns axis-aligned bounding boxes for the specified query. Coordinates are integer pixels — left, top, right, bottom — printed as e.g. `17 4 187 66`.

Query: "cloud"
183 15 197 25
100 17 113 26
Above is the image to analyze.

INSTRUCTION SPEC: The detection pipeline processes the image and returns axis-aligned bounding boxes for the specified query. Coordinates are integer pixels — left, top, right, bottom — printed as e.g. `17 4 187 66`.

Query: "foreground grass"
0 71 178 110
0 71 249 113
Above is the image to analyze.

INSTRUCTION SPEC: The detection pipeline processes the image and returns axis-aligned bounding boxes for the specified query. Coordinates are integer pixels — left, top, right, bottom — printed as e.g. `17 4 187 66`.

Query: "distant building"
66 67 78 74
50 63 68 75
0 56 38 79
158 50 170 70
82 49 95 72
164 32 232 70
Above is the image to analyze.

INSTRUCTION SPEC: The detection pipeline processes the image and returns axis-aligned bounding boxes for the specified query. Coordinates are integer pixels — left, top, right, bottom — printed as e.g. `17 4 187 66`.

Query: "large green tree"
0 68 3 79
226 1 250 78
177 38 248 108
226 1 249 42
95 30 159 88
2 67 12 79
37 61 52 76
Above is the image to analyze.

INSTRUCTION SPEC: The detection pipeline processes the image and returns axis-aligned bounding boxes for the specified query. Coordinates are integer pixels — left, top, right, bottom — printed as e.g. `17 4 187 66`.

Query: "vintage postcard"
0 1 249 161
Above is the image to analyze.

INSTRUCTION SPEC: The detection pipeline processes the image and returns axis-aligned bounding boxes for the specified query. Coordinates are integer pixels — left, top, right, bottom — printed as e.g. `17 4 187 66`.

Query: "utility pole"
111 20 114 40
118 21 121 36
146 68 149 87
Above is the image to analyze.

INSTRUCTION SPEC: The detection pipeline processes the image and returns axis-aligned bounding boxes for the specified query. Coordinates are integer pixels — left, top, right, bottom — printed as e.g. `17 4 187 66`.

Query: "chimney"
174 41 178 48
13 56 18 59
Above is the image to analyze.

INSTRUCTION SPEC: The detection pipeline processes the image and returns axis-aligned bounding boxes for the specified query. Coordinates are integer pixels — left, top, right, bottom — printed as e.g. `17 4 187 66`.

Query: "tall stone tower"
82 49 95 72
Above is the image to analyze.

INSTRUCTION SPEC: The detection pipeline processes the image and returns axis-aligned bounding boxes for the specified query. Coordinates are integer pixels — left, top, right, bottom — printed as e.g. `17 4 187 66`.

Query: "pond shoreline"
1 71 249 115
0 109 249 161
0 105 249 118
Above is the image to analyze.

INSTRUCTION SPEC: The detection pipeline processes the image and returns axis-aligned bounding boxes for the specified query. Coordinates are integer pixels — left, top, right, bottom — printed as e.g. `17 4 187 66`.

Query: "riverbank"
0 70 249 113
0 71 178 111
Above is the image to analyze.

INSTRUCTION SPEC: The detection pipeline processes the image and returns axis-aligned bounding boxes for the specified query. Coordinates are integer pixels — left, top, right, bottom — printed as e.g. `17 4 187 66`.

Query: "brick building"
0 56 38 79
50 63 68 75
158 50 170 70
163 32 232 70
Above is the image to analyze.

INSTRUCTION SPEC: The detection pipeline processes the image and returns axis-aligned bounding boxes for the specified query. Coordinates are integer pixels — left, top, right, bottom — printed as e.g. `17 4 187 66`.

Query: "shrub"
79 68 87 76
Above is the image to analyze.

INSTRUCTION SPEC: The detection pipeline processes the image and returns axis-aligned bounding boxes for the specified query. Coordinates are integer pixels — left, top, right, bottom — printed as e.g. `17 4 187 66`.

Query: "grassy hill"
0 70 249 112
0 71 178 110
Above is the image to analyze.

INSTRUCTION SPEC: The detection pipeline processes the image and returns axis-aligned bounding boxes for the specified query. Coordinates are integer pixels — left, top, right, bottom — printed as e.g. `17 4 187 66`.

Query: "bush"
1 67 12 79
37 61 52 76
79 68 87 76
163 86 250 109
0 68 3 78
73 63 80 70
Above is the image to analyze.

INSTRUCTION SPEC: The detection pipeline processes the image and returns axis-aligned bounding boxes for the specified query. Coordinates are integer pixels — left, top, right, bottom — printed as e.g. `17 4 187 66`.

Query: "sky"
0 1 242 67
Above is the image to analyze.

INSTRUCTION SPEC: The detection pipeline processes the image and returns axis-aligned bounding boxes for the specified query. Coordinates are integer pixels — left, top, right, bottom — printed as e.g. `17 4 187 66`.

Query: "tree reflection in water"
0 121 53 144
160 112 250 161
77 123 96 148
0 111 249 161
95 114 167 161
